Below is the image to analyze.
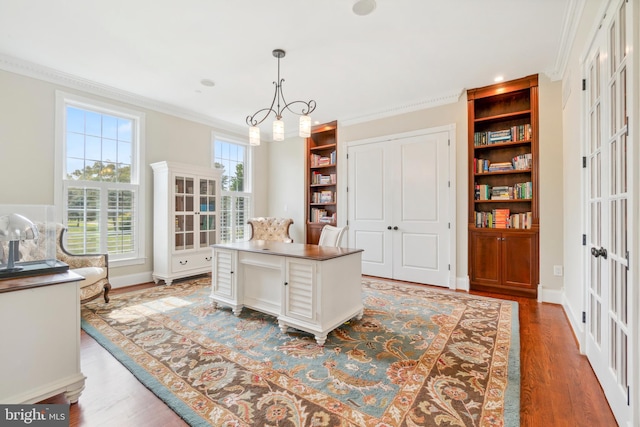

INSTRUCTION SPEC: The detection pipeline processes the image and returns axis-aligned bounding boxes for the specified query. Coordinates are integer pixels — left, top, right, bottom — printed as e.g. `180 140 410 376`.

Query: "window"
55 92 145 266
213 136 251 243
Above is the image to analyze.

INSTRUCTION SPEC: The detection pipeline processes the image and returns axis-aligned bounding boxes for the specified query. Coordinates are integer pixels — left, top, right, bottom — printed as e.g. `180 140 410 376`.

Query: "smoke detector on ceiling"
352 0 376 16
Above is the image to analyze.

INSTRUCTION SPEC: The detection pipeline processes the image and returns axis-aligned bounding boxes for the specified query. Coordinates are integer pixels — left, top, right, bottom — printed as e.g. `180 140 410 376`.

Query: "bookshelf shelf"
467 75 539 298
305 120 338 244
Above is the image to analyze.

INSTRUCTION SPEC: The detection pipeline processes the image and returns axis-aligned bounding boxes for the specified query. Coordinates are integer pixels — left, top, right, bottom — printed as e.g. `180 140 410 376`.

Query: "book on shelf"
474 208 510 228
512 153 532 170
475 184 491 200
310 150 337 167
311 171 337 185
488 162 514 172
310 208 336 223
474 158 490 173
473 124 532 146
509 211 533 229
491 186 512 200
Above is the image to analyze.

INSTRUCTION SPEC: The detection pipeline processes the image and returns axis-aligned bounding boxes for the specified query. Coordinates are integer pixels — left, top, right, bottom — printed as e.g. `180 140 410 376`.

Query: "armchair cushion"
247 217 294 243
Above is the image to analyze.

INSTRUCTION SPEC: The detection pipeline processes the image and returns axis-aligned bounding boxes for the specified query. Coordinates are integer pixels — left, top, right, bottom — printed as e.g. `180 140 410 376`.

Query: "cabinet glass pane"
185 215 194 232
175 195 184 212
175 233 184 250
175 177 184 193
185 195 194 212
185 178 194 194
185 232 194 249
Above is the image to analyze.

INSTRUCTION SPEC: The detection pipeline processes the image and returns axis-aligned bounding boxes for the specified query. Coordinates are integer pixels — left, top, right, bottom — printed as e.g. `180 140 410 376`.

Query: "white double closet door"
347 127 453 287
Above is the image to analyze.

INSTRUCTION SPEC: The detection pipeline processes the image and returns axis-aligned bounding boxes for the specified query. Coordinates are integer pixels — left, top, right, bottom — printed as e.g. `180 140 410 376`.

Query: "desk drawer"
172 252 212 273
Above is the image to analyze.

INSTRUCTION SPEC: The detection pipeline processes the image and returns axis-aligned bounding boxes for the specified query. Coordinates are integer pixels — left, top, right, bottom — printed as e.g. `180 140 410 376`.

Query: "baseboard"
455 276 470 291
537 284 563 304
562 293 585 353
110 271 154 289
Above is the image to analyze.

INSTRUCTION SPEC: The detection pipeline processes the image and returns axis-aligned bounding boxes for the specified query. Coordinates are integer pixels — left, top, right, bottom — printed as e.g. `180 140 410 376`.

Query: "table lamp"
0 213 39 272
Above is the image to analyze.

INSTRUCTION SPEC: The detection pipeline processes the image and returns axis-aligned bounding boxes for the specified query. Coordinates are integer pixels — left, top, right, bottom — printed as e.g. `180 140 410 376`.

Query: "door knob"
591 247 608 259
393 226 398 230
387 226 392 230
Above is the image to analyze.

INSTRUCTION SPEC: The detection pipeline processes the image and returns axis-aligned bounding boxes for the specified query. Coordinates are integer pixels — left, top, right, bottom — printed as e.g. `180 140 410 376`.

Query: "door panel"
583 1 633 424
348 144 392 278
393 133 450 284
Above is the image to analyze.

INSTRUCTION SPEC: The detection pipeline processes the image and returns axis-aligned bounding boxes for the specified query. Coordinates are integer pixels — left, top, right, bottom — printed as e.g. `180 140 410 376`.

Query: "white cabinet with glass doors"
151 161 222 285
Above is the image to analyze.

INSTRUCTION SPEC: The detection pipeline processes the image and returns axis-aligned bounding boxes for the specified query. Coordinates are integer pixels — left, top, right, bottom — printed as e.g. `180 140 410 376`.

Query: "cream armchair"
247 217 294 243
5 223 111 303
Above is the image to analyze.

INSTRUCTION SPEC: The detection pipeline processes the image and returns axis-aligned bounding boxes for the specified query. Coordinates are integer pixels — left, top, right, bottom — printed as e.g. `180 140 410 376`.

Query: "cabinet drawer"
172 252 212 273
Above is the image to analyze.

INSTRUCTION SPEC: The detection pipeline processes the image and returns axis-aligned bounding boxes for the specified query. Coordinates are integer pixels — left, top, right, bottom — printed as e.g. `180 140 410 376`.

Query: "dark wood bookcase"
467 75 539 298
305 120 338 244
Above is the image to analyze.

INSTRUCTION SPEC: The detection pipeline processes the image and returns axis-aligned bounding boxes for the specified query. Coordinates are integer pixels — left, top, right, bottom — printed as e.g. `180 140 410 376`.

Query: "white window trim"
54 90 146 267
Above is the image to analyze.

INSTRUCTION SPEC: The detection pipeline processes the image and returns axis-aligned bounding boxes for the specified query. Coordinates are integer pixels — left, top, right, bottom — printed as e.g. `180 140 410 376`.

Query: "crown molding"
340 89 464 126
0 53 247 136
545 0 587 80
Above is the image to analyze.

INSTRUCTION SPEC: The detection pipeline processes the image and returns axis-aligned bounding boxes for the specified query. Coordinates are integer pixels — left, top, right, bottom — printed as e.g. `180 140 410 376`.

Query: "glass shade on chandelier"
249 126 260 146
273 119 285 141
299 114 311 138
246 49 316 146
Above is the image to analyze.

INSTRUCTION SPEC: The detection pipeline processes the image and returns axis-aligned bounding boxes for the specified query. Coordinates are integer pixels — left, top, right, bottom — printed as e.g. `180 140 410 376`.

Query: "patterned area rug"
81 276 519 426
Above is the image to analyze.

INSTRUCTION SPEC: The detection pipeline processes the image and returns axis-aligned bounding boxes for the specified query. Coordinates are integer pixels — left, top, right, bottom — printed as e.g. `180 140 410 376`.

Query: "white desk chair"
318 225 347 247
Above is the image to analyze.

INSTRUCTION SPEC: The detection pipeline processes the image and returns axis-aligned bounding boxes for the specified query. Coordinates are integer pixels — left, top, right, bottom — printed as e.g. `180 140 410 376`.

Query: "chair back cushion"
248 217 293 243
318 225 347 247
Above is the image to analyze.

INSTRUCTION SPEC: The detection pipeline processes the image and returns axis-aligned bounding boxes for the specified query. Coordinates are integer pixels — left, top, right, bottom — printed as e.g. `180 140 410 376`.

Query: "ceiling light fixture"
246 49 316 146
352 0 376 16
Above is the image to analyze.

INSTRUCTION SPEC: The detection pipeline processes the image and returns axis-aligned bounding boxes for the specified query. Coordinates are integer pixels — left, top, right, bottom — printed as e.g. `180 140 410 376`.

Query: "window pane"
103 138 118 163
85 111 102 137
102 115 118 139
67 107 85 133
67 133 84 158
118 118 132 142
85 136 102 162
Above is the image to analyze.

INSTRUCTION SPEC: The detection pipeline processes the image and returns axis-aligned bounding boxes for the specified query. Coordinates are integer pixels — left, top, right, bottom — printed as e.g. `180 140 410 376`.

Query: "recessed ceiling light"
494 76 504 82
200 79 215 87
352 0 376 16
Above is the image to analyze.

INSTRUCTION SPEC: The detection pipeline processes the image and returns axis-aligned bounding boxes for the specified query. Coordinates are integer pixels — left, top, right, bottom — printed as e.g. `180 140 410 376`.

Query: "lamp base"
0 266 24 273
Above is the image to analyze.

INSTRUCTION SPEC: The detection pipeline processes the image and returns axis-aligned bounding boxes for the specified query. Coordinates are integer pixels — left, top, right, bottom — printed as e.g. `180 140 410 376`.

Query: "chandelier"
246 49 316 146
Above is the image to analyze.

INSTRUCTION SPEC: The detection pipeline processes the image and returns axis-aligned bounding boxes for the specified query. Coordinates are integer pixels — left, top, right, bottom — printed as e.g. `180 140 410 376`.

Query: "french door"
583 0 634 424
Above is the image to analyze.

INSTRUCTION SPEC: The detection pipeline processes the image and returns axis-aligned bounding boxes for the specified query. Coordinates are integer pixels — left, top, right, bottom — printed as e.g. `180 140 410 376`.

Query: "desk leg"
278 321 288 334
314 334 327 347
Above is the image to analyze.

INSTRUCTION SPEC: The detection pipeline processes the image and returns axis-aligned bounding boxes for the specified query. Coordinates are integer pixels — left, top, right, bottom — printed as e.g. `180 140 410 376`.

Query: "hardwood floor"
42 279 617 426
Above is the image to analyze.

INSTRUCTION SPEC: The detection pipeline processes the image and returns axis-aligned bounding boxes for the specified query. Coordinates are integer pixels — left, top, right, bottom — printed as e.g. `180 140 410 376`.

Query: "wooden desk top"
212 241 363 261
0 270 84 294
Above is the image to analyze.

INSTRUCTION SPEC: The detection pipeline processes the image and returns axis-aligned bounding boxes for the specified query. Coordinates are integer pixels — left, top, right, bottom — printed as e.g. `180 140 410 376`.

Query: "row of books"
311 171 337 185
473 124 532 146
310 208 336 224
310 151 337 167
311 190 335 203
474 209 533 229
474 182 533 200
512 153 532 170
473 154 532 173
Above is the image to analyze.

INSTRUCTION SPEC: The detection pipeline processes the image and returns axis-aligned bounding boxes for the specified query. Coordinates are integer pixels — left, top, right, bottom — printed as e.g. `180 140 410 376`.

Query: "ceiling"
0 0 574 138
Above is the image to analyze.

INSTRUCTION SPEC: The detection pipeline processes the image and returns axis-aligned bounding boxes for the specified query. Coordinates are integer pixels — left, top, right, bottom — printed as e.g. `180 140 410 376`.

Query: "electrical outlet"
553 265 563 276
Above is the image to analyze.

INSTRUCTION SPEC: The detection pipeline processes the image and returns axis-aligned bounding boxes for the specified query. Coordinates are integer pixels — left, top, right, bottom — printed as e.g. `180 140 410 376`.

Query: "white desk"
210 241 364 345
0 271 86 404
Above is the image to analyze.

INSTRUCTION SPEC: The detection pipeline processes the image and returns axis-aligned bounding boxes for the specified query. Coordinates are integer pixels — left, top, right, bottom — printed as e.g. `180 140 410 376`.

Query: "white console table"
0 271 86 404
210 241 364 346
